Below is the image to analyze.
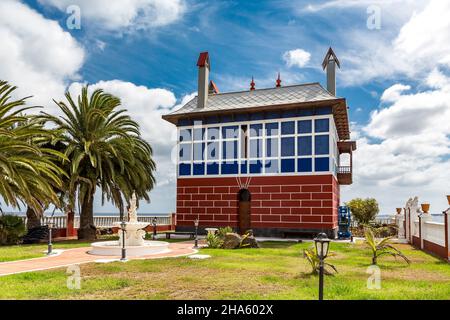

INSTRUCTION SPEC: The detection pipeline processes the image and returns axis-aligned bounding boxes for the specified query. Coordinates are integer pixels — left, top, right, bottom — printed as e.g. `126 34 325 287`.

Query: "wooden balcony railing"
337 166 352 174
337 166 352 184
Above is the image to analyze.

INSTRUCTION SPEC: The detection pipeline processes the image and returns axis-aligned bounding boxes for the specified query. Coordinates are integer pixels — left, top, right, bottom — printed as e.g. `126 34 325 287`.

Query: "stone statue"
128 192 138 223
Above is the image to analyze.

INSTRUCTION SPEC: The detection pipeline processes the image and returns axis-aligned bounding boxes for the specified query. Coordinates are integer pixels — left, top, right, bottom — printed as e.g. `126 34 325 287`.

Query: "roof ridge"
205 82 323 97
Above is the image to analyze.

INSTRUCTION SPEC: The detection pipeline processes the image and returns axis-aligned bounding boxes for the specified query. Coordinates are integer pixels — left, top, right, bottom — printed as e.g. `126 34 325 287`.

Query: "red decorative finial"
250 76 255 91
276 72 281 87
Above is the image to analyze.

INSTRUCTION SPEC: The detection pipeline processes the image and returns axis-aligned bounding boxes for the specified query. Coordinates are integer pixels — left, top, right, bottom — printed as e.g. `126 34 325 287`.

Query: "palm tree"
364 227 410 265
0 81 65 216
42 86 156 240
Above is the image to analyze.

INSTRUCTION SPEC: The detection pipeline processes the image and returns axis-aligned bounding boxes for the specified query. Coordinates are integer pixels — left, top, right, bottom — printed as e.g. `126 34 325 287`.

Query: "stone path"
0 242 197 277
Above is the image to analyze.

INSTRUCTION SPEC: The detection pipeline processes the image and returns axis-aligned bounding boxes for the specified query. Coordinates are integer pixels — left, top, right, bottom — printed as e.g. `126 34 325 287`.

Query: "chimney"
321 47 340 96
196 52 210 108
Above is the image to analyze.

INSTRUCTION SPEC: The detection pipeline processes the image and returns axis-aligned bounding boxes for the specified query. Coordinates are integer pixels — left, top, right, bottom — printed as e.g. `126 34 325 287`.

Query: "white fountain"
89 192 170 257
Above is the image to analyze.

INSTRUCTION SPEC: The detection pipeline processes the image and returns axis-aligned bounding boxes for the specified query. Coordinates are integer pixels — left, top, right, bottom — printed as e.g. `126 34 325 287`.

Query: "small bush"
0 215 27 245
206 227 235 249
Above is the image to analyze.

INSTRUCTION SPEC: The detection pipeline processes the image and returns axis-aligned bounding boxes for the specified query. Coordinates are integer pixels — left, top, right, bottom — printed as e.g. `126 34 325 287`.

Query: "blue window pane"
298 158 312 172
315 119 329 132
240 161 248 174
249 124 262 137
207 162 219 175
193 162 205 175
206 142 219 160
236 114 249 121
281 159 295 173
193 128 205 141
178 119 192 126
249 160 262 173
315 157 329 171
250 113 264 121
266 112 281 119
222 141 238 159
298 136 312 156
315 135 329 155
265 159 279 173
265 122 278 136
193 143 205 161
221 161 238 174
221 115 233 123
179 129 192 142
281 121 295 135
281 137 295 157
207 127 220 140
179 163 191 176
222 126 239 139
205 116 219 124
316 106 332 115
266 138 278 157
249 139 262 158
179 144 191 161
298 120 312 133
282 110 298 118
298 108 313 116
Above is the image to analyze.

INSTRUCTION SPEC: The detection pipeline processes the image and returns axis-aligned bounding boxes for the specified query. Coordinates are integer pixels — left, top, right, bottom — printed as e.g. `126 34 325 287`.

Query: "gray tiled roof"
168 83 336 116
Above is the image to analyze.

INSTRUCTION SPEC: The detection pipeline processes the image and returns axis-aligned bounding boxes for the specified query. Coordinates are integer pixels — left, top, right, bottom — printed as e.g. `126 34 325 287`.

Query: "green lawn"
0 240 449 299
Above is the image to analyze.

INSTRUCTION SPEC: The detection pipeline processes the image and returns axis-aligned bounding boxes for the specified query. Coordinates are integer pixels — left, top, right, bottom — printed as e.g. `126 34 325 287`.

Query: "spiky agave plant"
364 227 410 265
303 247 338 275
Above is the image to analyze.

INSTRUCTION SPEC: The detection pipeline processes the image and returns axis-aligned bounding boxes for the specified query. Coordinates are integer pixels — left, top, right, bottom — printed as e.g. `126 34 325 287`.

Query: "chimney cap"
209 80 220 94
322 47 341 70
197 52 210 68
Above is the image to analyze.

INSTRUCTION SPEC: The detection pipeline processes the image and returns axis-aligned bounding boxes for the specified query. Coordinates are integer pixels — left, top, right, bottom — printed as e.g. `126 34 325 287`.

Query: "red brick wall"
176 175 339 234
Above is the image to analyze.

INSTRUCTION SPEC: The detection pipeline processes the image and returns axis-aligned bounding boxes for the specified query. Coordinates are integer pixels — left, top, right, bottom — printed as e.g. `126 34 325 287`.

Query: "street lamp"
120 221 127 262
47 222 54 255
152 217 158 240
314 232 330 301
193 217 199 248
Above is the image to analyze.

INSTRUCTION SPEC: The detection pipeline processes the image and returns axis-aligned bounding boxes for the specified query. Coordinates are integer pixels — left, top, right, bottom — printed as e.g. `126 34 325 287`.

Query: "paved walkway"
0 242 197 277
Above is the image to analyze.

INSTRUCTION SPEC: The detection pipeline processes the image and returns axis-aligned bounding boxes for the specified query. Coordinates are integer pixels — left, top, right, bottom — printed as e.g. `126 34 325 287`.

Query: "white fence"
18 214 172 229
396 196 449 261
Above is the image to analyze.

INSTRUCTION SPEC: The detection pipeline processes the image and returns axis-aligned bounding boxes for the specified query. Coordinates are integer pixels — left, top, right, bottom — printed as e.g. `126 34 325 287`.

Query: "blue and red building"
162 48 356 238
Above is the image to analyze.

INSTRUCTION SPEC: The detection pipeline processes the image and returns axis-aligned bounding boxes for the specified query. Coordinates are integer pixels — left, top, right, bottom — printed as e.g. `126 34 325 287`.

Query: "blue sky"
1 0 449 215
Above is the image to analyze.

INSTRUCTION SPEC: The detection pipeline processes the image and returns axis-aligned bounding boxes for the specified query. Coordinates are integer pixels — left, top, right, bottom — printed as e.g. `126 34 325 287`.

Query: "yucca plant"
364 227 410 265
303 247 338 275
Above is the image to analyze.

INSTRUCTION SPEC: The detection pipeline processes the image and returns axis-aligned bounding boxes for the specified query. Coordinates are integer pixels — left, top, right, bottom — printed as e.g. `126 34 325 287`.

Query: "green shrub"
0 215 27 245
346 198 379 225
206 226 233 249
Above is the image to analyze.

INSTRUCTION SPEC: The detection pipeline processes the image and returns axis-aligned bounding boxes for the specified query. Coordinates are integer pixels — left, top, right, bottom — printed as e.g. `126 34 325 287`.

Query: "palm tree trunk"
77 193 97 240
372 255 377 265
25 206 43 230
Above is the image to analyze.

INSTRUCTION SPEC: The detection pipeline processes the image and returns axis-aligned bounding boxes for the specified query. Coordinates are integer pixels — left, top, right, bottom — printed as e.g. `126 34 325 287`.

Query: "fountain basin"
89 240 170 257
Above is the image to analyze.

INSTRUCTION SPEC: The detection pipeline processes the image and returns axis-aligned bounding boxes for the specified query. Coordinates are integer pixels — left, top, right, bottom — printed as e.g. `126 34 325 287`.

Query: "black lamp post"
120 221 127 261
152 217 157 240
47 222 54 255
193 218 199 248
314 232 330 300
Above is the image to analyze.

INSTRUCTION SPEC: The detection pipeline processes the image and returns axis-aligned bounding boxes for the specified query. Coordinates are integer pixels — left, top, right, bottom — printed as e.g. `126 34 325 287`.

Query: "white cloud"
38 0 186 31
0 0 85 106
329 0 450 85
282 49 311 68
380 84 410 102
344 75 450 213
